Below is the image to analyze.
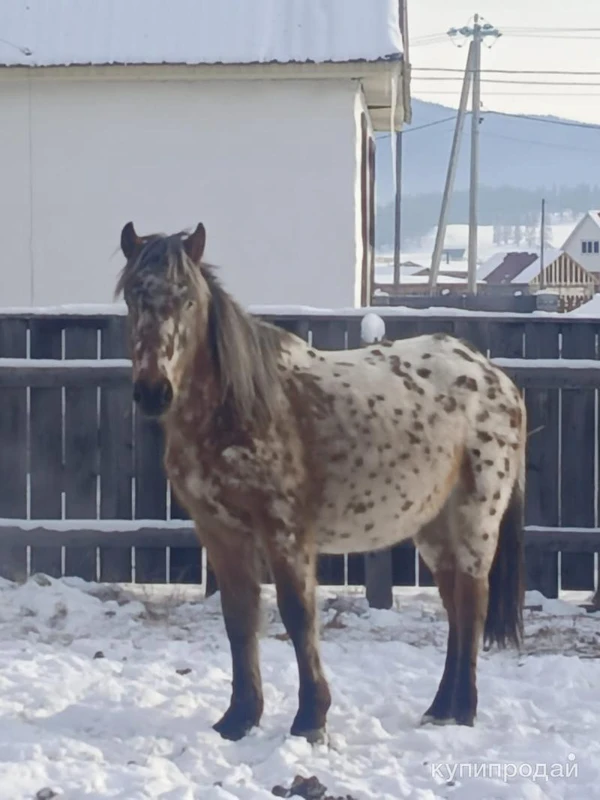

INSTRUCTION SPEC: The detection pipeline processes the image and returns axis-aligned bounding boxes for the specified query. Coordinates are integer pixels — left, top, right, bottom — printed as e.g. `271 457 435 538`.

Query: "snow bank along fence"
1 308 600 606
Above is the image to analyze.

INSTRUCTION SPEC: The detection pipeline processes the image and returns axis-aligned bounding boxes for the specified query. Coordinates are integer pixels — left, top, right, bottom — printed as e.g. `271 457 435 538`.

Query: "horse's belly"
314 466 445 555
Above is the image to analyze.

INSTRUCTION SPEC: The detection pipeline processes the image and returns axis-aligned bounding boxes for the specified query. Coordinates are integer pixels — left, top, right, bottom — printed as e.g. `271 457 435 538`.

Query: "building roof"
0 0 403 67
569 293 600 317
515 246 562 284
562 210 600 247
480 252 538 285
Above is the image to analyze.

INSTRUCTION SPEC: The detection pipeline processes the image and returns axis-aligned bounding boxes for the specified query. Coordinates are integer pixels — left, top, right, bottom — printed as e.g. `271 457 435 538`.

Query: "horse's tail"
483 436 526 650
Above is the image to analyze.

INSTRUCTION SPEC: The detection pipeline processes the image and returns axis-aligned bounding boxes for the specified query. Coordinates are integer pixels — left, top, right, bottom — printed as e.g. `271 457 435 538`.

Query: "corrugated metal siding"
0 0 403 66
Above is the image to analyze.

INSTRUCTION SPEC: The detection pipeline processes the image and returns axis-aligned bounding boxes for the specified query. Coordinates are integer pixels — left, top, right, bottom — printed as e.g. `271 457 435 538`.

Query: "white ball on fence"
361 312 386 344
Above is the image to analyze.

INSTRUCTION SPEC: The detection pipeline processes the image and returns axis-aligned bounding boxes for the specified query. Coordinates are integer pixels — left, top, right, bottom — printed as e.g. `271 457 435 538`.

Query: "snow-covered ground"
0 576 598 800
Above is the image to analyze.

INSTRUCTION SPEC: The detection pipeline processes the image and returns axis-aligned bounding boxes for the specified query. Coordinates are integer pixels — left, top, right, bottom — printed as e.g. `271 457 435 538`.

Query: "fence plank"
560 323 596 591
310 319 347 586
451 318 490 355
487 320 525 360
99 317 134 582
0 319 28 580
271 317 311 342
63 325 98 581
134 406 167 583
523 322 560 598
365 550 393 608
29 320 64 577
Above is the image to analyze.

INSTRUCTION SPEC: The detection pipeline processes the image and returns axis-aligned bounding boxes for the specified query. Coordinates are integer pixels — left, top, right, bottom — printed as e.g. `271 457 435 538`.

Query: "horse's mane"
115 232 288 430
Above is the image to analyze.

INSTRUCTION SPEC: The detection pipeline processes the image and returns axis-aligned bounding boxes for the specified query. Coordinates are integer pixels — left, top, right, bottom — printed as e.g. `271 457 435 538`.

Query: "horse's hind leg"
415 517 460 725
204 532 264 741
450 569 488 725
416 471 502 726
417 538 488 725
264 531 331 743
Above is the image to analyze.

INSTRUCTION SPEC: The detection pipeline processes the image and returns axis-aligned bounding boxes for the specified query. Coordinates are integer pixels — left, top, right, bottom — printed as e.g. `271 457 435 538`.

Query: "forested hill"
375 99 600 204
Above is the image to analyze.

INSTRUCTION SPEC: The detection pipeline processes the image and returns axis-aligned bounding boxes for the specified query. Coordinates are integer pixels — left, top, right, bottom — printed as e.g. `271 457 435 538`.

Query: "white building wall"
562 214 600 273
0 74 362 309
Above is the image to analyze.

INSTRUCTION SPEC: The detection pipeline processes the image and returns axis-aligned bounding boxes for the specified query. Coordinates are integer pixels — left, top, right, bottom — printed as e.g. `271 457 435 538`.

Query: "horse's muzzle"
132 377 173 418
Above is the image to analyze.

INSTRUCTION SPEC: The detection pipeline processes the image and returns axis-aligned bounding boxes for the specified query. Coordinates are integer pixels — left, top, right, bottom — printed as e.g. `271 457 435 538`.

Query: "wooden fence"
1 308 600 603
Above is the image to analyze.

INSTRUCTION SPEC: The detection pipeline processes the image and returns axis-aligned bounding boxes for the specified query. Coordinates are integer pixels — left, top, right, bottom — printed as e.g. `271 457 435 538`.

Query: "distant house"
562 210 600 274
0 0 411 309
478 252 538 285
476 248 597 311
441 247 465 262
516 249 595 311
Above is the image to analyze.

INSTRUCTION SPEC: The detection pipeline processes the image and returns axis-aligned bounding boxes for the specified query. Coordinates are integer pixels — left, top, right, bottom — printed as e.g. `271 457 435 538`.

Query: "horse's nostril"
162 381 173 406
132 381 142 404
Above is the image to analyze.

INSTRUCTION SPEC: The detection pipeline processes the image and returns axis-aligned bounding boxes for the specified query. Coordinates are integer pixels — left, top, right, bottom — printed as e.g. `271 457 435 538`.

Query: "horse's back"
288 332 524 556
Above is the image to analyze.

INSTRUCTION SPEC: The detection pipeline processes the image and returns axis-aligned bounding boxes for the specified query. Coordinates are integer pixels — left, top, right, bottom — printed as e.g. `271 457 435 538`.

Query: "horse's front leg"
204 532 264 741
265 531 331 743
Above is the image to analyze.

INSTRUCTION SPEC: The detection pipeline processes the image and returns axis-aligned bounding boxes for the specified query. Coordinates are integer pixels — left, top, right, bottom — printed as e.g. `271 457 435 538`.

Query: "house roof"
562 210 600 246
0 0 403 67
569 293 600 317
514 246 562 284
480 252 538 285
585 210 600 231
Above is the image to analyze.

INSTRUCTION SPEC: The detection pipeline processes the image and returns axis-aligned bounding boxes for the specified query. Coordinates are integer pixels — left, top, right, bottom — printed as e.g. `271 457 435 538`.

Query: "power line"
479 131 600 154
381 118 600 154
412 27 600 44
502 26 600 32
414 77 600 86
485 109 600 131
401 106 600 131
414 90 600 97
507 33 600 40
378 116 457 138
413 67 600 76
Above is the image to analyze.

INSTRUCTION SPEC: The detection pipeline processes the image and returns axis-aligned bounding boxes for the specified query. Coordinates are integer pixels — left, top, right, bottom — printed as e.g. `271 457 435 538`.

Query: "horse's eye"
184 299 195 311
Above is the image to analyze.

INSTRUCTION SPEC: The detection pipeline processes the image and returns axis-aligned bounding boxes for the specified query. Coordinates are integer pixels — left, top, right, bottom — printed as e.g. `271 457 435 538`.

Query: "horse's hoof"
420 713 457 727
453 712 476 727
213 710 259 741
290 724 327 745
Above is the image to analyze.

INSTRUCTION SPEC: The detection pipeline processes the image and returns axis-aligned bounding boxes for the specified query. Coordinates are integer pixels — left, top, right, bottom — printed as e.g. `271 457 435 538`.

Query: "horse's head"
116 221 210 418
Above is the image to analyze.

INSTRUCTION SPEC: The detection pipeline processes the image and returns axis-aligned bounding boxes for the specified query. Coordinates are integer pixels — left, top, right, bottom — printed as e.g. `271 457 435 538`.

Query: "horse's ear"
183 223 206 264
121 221 143 260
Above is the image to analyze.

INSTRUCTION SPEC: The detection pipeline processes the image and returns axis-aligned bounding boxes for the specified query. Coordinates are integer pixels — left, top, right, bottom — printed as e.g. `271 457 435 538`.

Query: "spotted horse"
115 220 527 743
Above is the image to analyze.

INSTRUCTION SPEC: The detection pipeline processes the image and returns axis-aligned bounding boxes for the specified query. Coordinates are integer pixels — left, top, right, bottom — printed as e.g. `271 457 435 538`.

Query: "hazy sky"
407 0 600 124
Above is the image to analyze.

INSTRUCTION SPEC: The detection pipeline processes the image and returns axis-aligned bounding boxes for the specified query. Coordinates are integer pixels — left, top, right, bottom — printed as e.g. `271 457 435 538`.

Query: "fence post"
361 313 393 609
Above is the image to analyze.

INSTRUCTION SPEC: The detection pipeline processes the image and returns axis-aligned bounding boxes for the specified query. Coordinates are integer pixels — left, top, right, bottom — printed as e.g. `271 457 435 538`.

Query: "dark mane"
201 262 288 430
115 231 289 430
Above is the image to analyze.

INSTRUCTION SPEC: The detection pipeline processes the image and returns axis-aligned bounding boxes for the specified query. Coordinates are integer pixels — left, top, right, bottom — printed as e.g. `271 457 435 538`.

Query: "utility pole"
467 15 482 294
429 15 501 295
428 42 474 294
392 130 403 290
539 197 546 291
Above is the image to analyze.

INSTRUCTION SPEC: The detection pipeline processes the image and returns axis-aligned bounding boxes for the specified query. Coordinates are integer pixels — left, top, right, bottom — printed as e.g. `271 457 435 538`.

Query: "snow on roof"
562 210 600 246
568 293 600 317
477 251 517 281
476 252 503 281
0 0 403 67
378 274 462 285
513 246 562 284
482 252 538 285
586 210 600 231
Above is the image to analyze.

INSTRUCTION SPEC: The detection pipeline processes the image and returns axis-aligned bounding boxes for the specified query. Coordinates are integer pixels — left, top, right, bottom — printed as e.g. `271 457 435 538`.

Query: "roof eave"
0 55 409 129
